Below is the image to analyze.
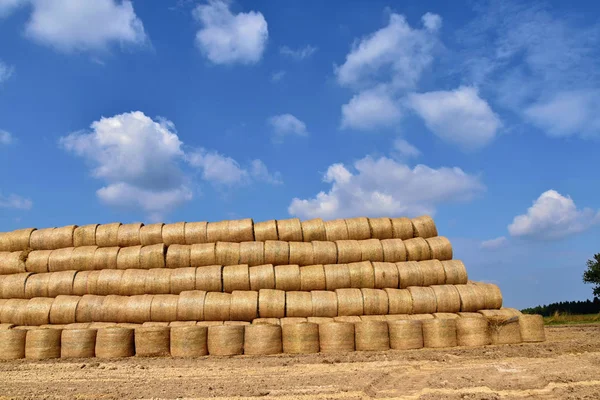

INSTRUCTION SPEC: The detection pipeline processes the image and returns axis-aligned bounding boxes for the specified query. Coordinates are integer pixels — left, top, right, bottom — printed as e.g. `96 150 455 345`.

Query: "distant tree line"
522 298 600 316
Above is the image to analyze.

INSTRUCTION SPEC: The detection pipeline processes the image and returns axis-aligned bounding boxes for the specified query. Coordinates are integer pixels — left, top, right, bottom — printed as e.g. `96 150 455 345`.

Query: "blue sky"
1 0 599 309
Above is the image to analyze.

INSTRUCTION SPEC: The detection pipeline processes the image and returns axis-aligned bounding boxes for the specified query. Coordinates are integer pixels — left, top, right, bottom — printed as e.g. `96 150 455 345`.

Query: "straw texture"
25 250 51 273
369 218 393 239
177 290 206 321
277 218 303 242
96 223 121 247
171 267 196 294
319 322 354 353
360 239 384 262
336 240 361 264
252 318 280 325
404 238 432 261
117 245 141 270
117 223 143 247
280 317 307 325
227 219 254 242
135 326 170 357
29 228 54 251
355 321 389 351
390 217 414 240
285 291 312 317
1 299 29 325
519 315 545 342
191 243 217 269
301 219 326 242
311 291 338 317
0 251 27 275
411 216 437 238
184 222 208 245
24 297 54 325
312 241 338 265
253 220 278 241
48 247 74 272
162 222 186 245
380 239 407 263
140 223 164 246
334 316 361 323
275 264 301 291
324 219 349 241
0 228 35 252
96 270 123 296
244 324 282 355
432 285 461 313
61 329 96 358
223 264 250 292
75 295 105 323
259 289 285 318
195 265 222 292
144 268 171 294
150 294 179 322
216 242 240 266
51 225 77 249
422 319 457 348
0 273 31 299
264 241 289 266
124 295 154 324
282 322 319 354
239 242 264 266
456 317 490 347
48 270 76 297
300 264 326 291
487 316 522 345
472 282 503 309
93 247 120 270
25 329 62 359
249 264 275 291
24 273 50 298
0 329 26 359
389 320 423 350
73 224 98 247
348 261 375 289
420 260 446 286
385 288 413 315
408 287 437 314
71 246 97 271
95 327 135 358
372 262 399 289
207 325 244 355
426 236 453 261
119 269 148 296
49 295 80 324
336 288 363 316
166 244 191 269
289 242 314 266
204 292 231 321
456 284 486 312
324 263 351 290
397 261 423 288
170 325 208 357
206 221 229 242
345 217 371 240
230 291 258 321
441 260 468 285
361 288 388 315
307 317 333 324
100 295 127 323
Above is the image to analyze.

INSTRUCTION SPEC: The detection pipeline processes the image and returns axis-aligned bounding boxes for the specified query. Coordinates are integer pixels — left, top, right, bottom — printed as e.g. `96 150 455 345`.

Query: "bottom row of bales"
0 314 545 360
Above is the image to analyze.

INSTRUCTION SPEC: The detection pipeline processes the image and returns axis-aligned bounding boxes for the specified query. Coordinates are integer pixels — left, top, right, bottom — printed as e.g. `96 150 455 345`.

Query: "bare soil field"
1 325 599 400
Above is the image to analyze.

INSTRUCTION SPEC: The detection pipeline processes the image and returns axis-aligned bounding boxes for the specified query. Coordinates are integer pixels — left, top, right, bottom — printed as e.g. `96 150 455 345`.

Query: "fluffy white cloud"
392 138 421 159
0 130 12 145
280 45 317 60
421 12 442 31
194 0 268 65
267 114 308 142
0 61 14 83
480 236 507 250
508 190 600 240
408 86 502 151
288 156 484 219
0 192 32 210
341 88 402 130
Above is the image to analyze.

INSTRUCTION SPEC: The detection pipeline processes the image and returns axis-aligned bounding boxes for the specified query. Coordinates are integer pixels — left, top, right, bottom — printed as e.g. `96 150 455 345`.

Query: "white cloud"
0 60 14 83
267 114 308 142
0 130 12 145
194 0 268 65
421 12 442 32
0 193 32 210
280 45 317 60
271 70 285 82
392 138 421 159
250 159 282 185
480 236 507 250
288 156 484 219
408 86 502 151
341 88 402 130
0 0 26 17
508 190 600 240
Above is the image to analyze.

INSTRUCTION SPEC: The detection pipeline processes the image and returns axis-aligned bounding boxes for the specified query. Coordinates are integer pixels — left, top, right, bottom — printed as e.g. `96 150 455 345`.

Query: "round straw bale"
282 322 319 354
422 318 457 348
150 294 179 322
385 288 413 315
140 223 164 246
95 223 121 248
404 238 432 261
0 272 31 299
307 317 333 324
276 218 303 242
75 295 105 323
301 219 326 242
143 322 169 327
0 329 26 359
259 289 285 318
117 223 143 247
397 261 424 288
144 268 171 294
319 322 354 353
0 251 26 275
380 239 407 263
324 219 349 241
252 318 280 325
334 316 361 323
359 315 387 321
386 313 411 321
280 317 307 325
372 262 399 289
25 328 62 359
244 324 282 355
171 325 208 357
458 312 484 318
71 246 97 271
253 220 278 241
311 291 337 317
93 247 120 270
170 267 196 294
185 221 208 245
239 241 264 267
61 328 96 358
119 323 142 330
205 220 229 242
345 217 370 240
411 216 437 238
389 320 423 350
501 308 523 317
408 287 437 314
29 228 54 250
73 224 98 247
25 273 51 298
433 313 459 319
390 217 414 240
166 244 191 270
48 270 76 297
456 317 490 347
40 324 66 329
48 247 74 272
63 323 91 329
361 288 388 315
420 260 446 286
207 325 244 355
312 241 337 265
426 236 452 261
169 321 197 327
300 264 326 291
519 315 545 342
124 295 154 324
487 315 521 345
115 246 141 271
230 291 258 321
223 264 250 292
85 270 101 294
472 282 503 309
203 292 231 321
324 264 350 291
51 225 77 249
162 222 186 245
228 219 254 242
135 326 170 357
25 250 51 273
49 295 80 324
24 298 54 325
249 264 275 291
360 239 384 262
0 228 35 252
275 264 301 291
368 218 393 240
89 322 117 329
95 327 134 358
177 290 206 321
96 269 123 296
355 321 389 351
197 321 223 326
335 240 361 264
285 291 312 317
347 261 375 289
138 244 166 270
335 288 363 316
195 265 222 292
13 325 39 331
289 242 314 266
441 260 468 284
431 285 461 313
119 269 147 296
263 241 289 266
215 242 240 266
1 299 28 325
455 284 486 312
100 295 127 323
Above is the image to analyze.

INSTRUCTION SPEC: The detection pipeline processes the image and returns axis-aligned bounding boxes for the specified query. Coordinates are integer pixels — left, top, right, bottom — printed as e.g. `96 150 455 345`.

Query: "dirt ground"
1 325 599 400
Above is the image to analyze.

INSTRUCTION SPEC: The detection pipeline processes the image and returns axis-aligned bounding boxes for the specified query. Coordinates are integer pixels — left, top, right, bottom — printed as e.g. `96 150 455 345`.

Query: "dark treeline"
522 298 600 316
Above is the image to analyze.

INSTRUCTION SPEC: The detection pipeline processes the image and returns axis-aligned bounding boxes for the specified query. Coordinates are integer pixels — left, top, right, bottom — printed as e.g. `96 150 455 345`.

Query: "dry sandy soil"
1 324 599 400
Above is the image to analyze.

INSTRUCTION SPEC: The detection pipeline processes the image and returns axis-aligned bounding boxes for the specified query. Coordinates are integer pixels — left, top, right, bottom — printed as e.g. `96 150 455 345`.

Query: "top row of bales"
0 216 438 252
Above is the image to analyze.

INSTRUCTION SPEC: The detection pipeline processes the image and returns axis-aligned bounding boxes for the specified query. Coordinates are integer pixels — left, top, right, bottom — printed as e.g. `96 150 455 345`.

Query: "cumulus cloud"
0 60 14 83
0 130 13 145
0 192 32 210
288 156 484 219
408 86 502 151
280 45 317 60
508 190 600 240
194 0 268 65
267 114 308 142
392 138 421 159
480 236 507 250
341 88 402 130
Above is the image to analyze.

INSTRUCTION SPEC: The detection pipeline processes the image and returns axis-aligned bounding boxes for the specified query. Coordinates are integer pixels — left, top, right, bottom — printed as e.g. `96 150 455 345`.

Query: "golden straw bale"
239 242 264 266
0 228 35 252
300 264 326 291
458 312 484 318
228 219 255 242
359 315 387 321
215 242 240 266
116 245 141 270
170 325 208 357
0 251 27 275
144 268 171 294
195 265 222 292
223 264 250 292
280 317 307 325
0 322 15 330
264 241 289 266
25 250 51 273
285 291 312 317
150 294 179 322
63 323 91 329
390 218 414 240
117 223 143 247
207 325 244 355
431 285 461 313
25 328 62 359
119 269 148 296
276 218 303 242
169 321 197 327
397 261 424 288
345 217 371 240
40 324 66 330
335 240 362 264
162 222 186 245
252 318 280 325
275 264 301 291
334 316 361 323
361 288 388 315
419 260 446 286
441 260 468 284
61 329 97 358
204 292 231 321
93 247 120 270
404 238 432 261
360 239 384 262
311 291 337 317
312 241 337 265
324 219 349 241
487 315 522 345
249 264 275 290
455 284 486 312
372 261 399 289
52 225 77 248
135 326 170 357
143 322 168 327
140 223 164 246
411 216 438 238
519 315 545 342
389 320 423 349
88 322 117 329
75 295 105 323
100 295 127 323
230 291 258 321
73 224 98 247
355 321 389 351
348 261 375 289
24 298 54 326
253 220 278 241
380 239 407 263
48 247 74 272
197 321 220 326
422 319 457 348
408 287 437 314
244 324 282 355
166 244 191 269
319 322 354 353
471 282 503 309
49 295 80 324
140 244 166 269
206 221 229 242
95 223 121 247
323 263 350 290
96 269 123 296
433 313 459 319
0 299 25 323
386 314 412 322
0 272 31 299
282 322 319 354
289 242 314 266
95 327 134 358
259 289 285 318
426 236 453 261
29 228 54 251
368 218 393 239
25 273 51 298
184 221 208 245
177 290 206 321
307 317 333 324
0 329 26 359
124 295 154 324
336 288 363 316
71 246 97 271
385 288 413 315
456 317 490 347
170 267 196 294
301 219 326 242
48 270 76 297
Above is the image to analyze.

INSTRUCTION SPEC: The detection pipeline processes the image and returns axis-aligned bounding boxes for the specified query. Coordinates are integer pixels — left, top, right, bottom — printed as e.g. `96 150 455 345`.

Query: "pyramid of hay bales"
0 216 545 359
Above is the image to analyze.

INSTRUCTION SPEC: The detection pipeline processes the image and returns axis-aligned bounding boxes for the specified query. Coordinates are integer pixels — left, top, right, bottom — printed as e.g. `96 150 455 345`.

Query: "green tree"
583 253 600 298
